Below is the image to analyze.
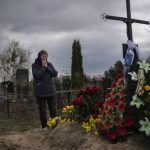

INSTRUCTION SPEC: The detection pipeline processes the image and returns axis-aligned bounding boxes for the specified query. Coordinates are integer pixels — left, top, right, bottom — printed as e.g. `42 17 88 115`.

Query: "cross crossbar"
106 15 149 25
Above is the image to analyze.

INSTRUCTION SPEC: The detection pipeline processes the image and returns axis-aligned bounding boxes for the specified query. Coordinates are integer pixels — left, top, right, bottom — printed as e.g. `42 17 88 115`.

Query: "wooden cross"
102 0 150 41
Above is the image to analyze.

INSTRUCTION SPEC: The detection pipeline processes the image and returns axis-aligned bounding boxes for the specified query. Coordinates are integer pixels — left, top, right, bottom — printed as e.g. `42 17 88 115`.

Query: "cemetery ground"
0 111 39 134
0 111 150 150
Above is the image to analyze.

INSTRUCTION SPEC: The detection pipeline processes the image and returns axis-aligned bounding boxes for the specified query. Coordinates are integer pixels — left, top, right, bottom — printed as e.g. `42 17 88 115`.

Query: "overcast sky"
0 0 150 76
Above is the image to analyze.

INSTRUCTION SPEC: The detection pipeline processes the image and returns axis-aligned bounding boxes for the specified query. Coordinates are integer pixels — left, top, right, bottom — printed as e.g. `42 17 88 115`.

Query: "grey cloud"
0 0 130 33
0 0 150 76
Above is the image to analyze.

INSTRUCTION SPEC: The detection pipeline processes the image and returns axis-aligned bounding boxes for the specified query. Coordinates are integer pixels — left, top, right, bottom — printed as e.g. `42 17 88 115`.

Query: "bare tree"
0 40 31 82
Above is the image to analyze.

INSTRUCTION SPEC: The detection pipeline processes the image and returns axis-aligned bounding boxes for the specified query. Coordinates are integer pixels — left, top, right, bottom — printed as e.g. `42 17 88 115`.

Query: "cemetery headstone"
16 69 29 99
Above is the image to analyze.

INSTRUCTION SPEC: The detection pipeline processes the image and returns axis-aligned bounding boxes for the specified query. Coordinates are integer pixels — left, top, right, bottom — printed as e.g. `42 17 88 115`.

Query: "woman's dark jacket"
32 58 58 97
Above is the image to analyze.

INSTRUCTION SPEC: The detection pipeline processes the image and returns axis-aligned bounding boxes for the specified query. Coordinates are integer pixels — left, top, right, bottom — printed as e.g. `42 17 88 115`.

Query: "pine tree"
71 39 84 89
114 60 123 74
71 39 77 89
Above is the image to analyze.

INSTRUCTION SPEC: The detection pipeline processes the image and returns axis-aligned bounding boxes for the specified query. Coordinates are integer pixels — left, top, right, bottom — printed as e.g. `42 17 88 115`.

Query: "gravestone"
16 69 29 99
1 81 14 94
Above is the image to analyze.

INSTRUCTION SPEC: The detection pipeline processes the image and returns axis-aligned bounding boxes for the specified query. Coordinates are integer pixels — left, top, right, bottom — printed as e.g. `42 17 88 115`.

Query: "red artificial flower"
91 86 100 94
92 114 98 119
111 87 116 92
98 123 103 130
107 108 113 115
105 93 110 99
121 98 125 103
118 104 125 112
94 86 100 92
109 99 116 107
114 116 120 125
120 89 125 96
105 100 110 107
118 79 124 85
85 87 90 94
101 105 104 113
84 86 100 94
116 126 127 136
104 121 110 129
91 88 95 94
77 88 86 96
111 91 116 97
111 82 117 89
116 73 123 80
96 100 102 107
107 131 117 140
123 116 134 127
71 96 83 106
117 97 125 104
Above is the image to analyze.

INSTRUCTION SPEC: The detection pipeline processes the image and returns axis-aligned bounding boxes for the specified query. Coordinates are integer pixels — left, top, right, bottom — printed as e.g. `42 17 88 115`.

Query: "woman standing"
32 50 58 128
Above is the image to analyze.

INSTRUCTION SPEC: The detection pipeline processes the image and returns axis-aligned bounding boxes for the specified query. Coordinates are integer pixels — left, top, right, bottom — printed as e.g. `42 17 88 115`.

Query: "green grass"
0 112 39 134
0 109 65 134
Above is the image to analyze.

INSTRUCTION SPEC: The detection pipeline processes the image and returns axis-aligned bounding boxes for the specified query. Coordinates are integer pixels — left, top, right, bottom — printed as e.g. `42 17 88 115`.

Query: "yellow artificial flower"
144 85 150 91
50 119 56 125
81 122 91 132
62 105 75 113
70 105 74 109
58 116 61 120
85 126 91 132
66 105 70 109
47 116 61 128
62 107 67 112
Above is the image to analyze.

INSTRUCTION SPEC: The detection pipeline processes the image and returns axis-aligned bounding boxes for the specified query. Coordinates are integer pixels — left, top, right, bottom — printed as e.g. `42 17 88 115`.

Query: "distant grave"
16 69 29 98
1 81 14 94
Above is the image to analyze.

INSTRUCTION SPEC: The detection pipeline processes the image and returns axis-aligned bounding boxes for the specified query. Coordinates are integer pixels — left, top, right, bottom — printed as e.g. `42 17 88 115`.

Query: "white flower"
128 72 138 81
130 95 144 109
139 117 150 136
138 60 150 73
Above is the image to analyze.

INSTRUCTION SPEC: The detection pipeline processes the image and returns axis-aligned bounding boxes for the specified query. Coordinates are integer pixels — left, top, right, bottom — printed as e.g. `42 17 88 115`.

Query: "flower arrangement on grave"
47 85 104 130
47 59 150 143
129 60 150 136
97 73 134 142
71 85 104 122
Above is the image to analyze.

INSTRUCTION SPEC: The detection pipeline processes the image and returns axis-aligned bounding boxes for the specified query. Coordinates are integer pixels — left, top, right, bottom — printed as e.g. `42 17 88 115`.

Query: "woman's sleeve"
47 63 58 77
32 63 46 79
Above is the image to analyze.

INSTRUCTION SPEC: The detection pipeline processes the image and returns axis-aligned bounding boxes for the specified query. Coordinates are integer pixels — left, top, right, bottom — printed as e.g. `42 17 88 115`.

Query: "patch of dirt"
0 123 149 150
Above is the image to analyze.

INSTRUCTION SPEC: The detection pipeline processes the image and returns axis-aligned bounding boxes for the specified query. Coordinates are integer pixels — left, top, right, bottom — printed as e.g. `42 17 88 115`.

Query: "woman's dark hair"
38 50 48 59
